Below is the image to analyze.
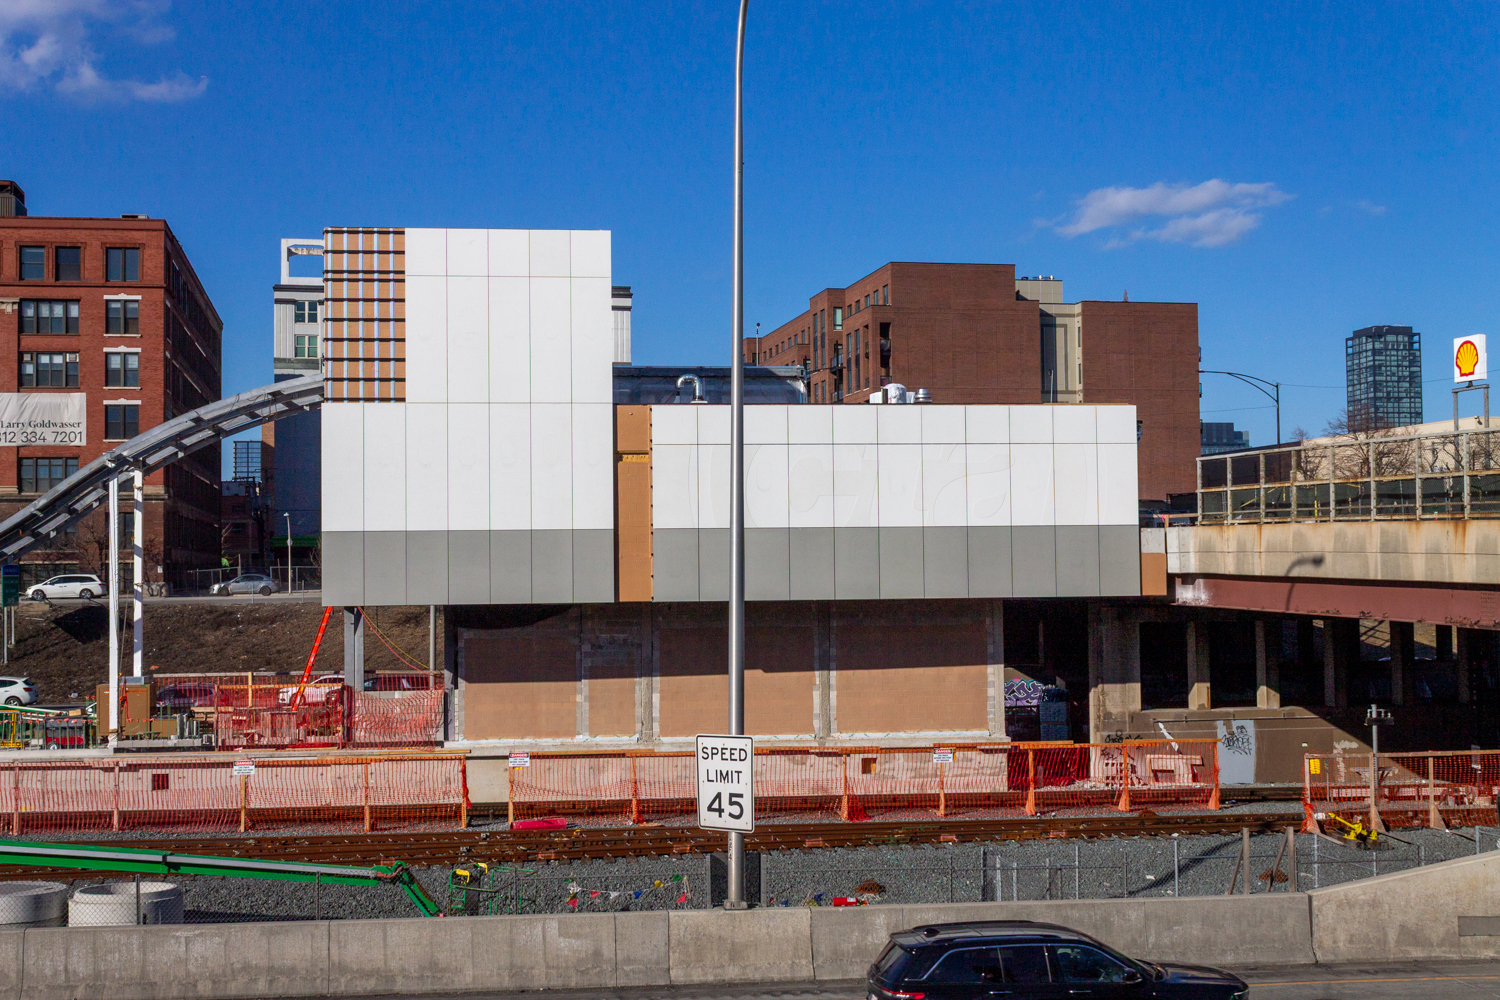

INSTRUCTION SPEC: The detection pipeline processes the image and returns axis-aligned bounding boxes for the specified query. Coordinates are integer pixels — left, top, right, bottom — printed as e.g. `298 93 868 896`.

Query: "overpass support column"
343 607 364 689
1458 628 1474 704
1088 605 1140 740
1255 619 1280 709
1323 618 1354 709
1389 621 1415 706
1186 620 1211 710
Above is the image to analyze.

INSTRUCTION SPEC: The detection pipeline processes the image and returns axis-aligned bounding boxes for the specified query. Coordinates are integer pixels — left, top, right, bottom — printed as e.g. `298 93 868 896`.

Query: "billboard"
0 393 86 446
1455 336 1488 384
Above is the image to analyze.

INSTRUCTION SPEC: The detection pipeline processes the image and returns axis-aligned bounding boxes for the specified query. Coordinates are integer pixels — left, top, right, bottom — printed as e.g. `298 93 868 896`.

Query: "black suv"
867 921 1247 999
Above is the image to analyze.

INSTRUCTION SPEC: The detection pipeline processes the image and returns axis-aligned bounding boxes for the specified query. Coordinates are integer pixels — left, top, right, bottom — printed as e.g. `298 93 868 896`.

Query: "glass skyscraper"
1346 325 1422 430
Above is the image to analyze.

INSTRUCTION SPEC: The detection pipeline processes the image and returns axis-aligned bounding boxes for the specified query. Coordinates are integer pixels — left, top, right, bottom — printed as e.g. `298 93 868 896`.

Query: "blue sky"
4 1 1498 470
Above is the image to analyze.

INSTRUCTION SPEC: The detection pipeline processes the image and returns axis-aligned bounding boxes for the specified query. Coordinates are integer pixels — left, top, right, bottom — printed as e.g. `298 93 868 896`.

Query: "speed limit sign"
695 734 755 833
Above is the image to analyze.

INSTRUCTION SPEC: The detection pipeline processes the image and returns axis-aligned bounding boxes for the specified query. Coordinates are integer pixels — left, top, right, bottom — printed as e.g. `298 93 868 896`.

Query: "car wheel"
45 741 59 750
78 588 93 599
4 697 19 706
259 586 272 596
29 590 44 601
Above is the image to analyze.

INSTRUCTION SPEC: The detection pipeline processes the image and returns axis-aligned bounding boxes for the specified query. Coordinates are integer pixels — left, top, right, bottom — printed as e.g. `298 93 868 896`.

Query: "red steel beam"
1173 574 1500 628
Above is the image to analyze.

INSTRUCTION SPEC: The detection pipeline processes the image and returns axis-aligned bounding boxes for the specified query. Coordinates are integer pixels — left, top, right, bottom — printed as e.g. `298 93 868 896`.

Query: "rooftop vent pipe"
676 374 706 404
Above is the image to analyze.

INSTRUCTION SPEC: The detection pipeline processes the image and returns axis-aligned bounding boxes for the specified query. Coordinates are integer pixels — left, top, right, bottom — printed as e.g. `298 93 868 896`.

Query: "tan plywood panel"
657 624 816 737
461 632 578 740
833 621 987 734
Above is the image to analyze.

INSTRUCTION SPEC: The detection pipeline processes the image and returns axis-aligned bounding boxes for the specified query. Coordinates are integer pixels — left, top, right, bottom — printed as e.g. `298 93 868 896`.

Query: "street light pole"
726 0 749 910
284 512 292 593
1199 370 1282 444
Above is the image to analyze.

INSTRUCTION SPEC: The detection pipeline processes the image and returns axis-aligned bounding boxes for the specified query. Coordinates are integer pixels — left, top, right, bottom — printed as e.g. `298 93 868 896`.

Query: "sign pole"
726 0 749 910
132 470 143 678
107 475 119 744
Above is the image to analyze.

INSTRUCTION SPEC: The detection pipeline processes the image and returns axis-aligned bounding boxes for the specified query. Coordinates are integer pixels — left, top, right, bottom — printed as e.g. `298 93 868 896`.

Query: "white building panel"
1009 405 1054 444
651 445 699 530
529 403 574 531
403 274 447 403
405 404 449 532
650 405 698 446
529 230 571 278
402 228 447 277
487 229 529 278
1053 405 1097 445
745 444 790 528
832 443 880 528
964 404 1009 444
447 403 489 531
570 277 613 404
571 403 615 530
528 278 571 403
921 405 966 444
744 405 788 445
1053 442 1100 526
487 277 530 403
697 405 730 446
321 403 364 532
445 228 488 277
1096 405 1139 444
965 444 1012 527
362 404 406 532
923 442 969 527
1097 442 1141 525
698 443 732 530
787 405 833 445
446 276 488 403
876 405 922 445
832 405 878 444
570 230 612 279
1009 443 1056 526
876 443 924 527
787 445 835 527
489 403 531 531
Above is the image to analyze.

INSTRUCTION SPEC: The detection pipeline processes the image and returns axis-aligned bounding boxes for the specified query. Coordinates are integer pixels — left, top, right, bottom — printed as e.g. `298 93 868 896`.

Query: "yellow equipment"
1326 813 1378 847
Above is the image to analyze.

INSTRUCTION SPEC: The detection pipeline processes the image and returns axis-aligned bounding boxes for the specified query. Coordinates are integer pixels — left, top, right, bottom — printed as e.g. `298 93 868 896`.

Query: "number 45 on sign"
695 734 754 833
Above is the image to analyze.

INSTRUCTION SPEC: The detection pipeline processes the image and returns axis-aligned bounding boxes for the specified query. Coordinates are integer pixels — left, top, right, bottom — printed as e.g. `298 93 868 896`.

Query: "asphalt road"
345 961 1500 1000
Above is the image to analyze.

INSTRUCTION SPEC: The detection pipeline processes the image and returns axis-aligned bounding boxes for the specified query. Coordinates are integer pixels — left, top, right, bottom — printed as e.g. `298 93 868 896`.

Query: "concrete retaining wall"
3 849 1495 999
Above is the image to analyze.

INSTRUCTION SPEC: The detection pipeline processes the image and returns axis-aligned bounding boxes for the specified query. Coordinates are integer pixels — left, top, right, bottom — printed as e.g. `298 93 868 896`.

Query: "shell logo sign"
1454 335 1488 383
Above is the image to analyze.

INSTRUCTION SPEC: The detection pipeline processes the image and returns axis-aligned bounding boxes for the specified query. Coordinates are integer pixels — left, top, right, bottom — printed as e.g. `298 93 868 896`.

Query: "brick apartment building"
745 263 1199 503
0 182 223 587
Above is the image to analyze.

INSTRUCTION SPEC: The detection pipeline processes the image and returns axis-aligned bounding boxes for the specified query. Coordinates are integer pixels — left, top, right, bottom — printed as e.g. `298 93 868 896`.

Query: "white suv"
0 677 37 706
28 574 106 601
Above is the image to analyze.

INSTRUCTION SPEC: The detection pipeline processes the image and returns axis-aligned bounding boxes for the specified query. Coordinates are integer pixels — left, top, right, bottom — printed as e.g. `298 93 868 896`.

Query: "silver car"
28 574 106 601
211 574 281 596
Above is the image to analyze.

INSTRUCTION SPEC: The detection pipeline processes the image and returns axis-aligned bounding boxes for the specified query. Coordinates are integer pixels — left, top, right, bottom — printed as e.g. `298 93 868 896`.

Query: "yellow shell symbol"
1457 339 1481 377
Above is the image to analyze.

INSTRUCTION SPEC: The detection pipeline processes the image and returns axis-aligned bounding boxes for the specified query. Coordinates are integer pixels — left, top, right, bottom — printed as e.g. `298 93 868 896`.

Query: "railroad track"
0 810 1300 881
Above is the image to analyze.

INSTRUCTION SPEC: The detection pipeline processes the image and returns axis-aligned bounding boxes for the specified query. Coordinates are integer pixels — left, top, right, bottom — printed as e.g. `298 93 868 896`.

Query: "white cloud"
1353 199 1387 216
0 0 205 102
1057 179 1291 248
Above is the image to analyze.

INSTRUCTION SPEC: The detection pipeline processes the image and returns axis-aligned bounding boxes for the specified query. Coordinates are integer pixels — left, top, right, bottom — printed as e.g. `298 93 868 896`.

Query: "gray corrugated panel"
406 531 451 605
1099 524 1143 597
490 530 533 604
531 530 574 604
362 531 407 606
572 529 616 603
1055 525 1102 597
321 531 365 606
1012 526 1058 598
878 527 924 599
923 526 970 598
698 528 731 602
834 527 880 600
448 531 491 605
651 529 699 602
788 527 835 600
746 527 790 601
967 526 1013 598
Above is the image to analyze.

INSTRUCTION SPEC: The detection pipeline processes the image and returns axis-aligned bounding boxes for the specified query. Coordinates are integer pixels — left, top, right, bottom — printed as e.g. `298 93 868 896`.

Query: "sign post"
696 734 754 836
0 565 16 666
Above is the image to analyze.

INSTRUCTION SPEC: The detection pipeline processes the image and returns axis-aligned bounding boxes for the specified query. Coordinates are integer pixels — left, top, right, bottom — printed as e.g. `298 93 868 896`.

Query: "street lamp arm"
1199 369 1283 445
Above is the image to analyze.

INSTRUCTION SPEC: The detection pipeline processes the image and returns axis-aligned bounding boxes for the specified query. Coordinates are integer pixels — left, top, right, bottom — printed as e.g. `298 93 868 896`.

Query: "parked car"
28 574 106 601
868 921 1248 999
210 574 281 596
156 682 218 711
0 677 37 706
363 673 437 692
277 673 345 705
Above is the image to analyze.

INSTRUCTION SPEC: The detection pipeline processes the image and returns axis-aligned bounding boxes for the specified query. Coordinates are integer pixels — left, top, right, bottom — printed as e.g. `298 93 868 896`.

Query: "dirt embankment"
5 602 442 702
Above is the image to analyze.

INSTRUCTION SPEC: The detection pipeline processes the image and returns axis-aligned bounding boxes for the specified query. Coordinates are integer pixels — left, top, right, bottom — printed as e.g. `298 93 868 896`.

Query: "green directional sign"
0 566 17 608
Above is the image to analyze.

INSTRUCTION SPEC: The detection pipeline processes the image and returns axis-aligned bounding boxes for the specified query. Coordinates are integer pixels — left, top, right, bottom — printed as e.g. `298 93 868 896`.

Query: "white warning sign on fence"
932 747 954 764
231 761 255 777
695 734 754 833
508 752 530 768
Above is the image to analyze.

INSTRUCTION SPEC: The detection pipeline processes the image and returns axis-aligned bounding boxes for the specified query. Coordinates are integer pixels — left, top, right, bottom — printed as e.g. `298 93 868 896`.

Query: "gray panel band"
572 529 616 604
788 527 835 600
531 530 573 604
1099 524 1142 597
878 527 924 599
1056 525 1101 597
1012 525 1058 598
746 527 790 601
834 527 880 600
363 531 406 606
923 527 969 599
407 531 450 605
448 530 491 605
321 531 365 606
652 528 699 602
491 530 533 603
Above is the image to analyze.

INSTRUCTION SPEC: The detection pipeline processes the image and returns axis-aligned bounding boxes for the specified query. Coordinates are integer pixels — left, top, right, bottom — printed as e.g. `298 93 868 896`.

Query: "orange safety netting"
506 741 1220 825
1303 749 1500 831
182 679 442 751
0 754 468 835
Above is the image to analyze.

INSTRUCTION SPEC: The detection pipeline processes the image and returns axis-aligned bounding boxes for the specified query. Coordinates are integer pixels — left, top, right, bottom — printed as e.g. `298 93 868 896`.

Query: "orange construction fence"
507 741 1220 824
0 753 468 835
1303 749 1500 832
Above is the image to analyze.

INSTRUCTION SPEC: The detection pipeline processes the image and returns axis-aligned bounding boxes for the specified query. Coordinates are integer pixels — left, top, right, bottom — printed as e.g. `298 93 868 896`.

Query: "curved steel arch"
0 373 324 563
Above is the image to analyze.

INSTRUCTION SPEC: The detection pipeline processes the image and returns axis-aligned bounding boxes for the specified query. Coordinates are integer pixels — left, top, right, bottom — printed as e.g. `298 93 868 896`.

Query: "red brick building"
0 184 223 587
746 263 1199 503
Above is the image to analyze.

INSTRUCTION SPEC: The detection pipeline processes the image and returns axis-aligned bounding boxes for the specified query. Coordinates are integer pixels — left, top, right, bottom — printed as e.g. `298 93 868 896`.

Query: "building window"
105 300 140 335
20 457 78 493
882 284 888 304
18 246 44 281
294 301 319 323
105 404 139 440
294 334 318 359
106 247 140 282
20 300 79 335
105 353 140 387
833 307 843 331
54 247 81 282
21 352 79 388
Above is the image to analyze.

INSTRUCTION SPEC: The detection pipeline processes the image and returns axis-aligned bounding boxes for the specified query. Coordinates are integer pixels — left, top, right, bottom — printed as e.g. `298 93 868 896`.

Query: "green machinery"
0 839 443 917
448 861 536 916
